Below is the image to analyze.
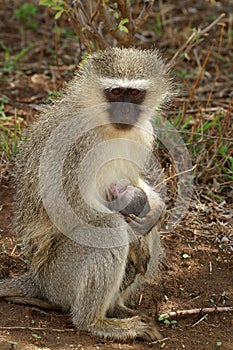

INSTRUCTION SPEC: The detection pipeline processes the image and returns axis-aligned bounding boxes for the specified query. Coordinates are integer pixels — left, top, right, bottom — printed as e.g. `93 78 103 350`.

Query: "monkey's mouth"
113 123 134 130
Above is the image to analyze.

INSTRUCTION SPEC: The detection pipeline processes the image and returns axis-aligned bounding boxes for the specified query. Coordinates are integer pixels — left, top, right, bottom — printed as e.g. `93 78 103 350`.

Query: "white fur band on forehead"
99 77 151 90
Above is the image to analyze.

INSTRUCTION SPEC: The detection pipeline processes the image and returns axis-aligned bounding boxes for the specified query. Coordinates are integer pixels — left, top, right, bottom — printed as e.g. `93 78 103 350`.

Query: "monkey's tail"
0 273 60 310
0 273 34 298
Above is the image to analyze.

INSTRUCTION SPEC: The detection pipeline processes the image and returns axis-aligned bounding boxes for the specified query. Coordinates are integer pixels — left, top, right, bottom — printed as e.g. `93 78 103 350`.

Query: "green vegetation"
169 113 233 185
32 333 42 339
158 314 178 328
39 0 70 19
0 98 25 161
14 3 38 30
7 341 18 348
0 42 35 73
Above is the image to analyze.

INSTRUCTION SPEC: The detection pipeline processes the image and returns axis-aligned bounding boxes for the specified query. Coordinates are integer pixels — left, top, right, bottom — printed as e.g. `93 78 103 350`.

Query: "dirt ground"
0 1 233 350
0 176 232 350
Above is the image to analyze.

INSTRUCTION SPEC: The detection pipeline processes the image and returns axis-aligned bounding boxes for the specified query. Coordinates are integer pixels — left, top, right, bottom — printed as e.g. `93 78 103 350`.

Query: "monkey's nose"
109 102 141 127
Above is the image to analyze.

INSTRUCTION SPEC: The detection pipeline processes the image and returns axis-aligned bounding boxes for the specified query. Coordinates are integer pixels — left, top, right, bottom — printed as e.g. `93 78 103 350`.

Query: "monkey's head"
72 48 172 131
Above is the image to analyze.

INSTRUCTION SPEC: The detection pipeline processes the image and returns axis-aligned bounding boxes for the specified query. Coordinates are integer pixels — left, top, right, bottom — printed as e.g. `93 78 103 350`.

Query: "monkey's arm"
126 183 165 235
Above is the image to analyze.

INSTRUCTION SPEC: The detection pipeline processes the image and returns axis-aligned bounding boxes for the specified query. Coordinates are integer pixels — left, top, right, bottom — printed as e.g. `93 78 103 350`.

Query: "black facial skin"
104 88 146 130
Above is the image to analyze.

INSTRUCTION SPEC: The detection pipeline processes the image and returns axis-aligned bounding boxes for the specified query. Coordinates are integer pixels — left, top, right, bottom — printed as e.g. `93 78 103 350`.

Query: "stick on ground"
158 306 233 319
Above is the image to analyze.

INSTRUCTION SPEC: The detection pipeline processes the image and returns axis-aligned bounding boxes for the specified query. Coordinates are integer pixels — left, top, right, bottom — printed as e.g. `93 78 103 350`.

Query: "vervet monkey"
0 48 172 341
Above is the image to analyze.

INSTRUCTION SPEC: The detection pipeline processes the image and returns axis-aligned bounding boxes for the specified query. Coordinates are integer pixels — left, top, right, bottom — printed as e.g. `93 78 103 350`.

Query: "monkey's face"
76 48 172 131
104 87 146 130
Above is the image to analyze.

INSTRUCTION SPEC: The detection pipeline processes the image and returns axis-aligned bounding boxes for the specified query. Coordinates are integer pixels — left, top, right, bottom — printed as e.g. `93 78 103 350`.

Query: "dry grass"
1 1 232 197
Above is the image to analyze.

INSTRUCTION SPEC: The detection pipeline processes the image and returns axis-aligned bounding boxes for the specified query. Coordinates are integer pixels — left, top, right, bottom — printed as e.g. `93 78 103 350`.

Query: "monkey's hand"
125 205 164 236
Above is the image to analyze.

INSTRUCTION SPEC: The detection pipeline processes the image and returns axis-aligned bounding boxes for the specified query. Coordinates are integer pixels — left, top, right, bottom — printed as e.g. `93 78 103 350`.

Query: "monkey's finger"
128 214 144 224
124 214 136 223
127 214 137 221
125 214 144 225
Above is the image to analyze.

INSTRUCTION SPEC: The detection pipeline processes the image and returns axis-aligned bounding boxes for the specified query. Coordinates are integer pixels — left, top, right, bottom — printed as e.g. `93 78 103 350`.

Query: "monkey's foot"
87 315 162 341
137 316 163 342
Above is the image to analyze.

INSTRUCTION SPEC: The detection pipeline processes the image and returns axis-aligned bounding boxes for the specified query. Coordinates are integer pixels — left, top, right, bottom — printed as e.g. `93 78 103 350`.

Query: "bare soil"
0 178 232 350
0 1 233 349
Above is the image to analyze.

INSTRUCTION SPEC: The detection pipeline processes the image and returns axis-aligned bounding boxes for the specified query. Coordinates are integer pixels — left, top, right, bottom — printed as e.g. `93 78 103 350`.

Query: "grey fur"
0 47 172 341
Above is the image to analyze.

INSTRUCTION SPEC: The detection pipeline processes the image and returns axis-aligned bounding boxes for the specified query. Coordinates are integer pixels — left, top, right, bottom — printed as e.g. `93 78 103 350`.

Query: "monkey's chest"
96 159 140 200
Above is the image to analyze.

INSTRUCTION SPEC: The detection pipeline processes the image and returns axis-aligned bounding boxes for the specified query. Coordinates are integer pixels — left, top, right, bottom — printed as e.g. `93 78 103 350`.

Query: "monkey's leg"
70 248 161 341
106 297 150 320
106 303 138 318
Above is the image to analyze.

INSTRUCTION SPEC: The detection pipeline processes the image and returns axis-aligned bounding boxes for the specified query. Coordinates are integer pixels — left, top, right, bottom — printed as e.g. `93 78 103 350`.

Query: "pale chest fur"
96 123 154 200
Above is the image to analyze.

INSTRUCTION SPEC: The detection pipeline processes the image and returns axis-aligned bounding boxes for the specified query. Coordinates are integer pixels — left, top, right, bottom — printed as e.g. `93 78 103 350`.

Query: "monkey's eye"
130 89 140 96
111 88 122 96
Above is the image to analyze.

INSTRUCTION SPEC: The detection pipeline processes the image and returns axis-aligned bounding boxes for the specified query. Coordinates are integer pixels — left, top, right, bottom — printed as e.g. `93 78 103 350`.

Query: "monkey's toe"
136 316 162 341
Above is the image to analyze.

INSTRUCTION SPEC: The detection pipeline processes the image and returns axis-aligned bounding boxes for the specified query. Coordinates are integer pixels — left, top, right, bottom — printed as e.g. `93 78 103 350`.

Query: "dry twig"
170 13 226 65
70 0 155 50
154 164 197 189
159 306 233 319
0 326 76 332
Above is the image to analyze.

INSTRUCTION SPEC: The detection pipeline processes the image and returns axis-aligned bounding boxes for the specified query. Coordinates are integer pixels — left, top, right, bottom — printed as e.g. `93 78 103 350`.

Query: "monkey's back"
14 99 103 267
